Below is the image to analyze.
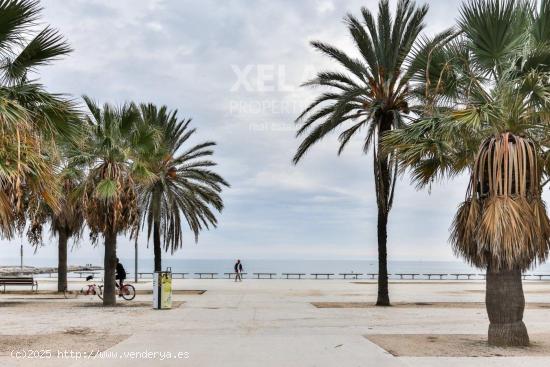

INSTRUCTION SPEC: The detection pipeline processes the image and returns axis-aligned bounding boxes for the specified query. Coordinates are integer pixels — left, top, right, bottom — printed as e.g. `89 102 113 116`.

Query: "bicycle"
116 280 136 301
63 275 102 299
64 275 135 301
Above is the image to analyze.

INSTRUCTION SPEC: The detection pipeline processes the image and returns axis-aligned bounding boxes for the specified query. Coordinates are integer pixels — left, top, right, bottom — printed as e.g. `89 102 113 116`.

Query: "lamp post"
134 240 138 283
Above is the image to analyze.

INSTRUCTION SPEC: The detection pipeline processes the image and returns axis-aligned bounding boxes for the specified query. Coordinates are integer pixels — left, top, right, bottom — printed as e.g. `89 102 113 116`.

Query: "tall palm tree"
80 97 145 306
0 0 78 240
51 166 84 292
293 0 438 305
27 165 84 292
136 104 229 272
384 0 550 346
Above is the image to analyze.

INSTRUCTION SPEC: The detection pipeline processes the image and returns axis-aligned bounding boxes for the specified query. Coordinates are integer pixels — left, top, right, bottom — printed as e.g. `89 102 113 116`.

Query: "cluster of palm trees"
295 0 550 347
0 0 228 306
2 0 549 349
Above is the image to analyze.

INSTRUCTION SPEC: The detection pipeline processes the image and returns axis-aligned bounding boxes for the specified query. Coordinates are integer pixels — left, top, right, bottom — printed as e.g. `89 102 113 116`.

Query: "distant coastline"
3 259 550 276
0 265 102 276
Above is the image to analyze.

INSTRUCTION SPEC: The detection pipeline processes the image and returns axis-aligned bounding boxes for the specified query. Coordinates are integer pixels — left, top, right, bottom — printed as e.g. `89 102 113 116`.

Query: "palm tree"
51 166 84 292
0 0 78 240
384 0 550 346
80 97 145 306
293 0 438 305
27 165 84 292
454 132 549 346
136 104 229 272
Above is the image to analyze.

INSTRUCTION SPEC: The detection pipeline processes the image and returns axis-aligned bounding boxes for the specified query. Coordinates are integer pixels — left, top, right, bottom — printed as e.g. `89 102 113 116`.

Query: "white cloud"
316 0 335 14
146 22 164 32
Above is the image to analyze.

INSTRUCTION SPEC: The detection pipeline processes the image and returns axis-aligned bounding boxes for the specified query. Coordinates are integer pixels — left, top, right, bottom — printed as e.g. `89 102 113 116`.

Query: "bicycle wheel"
121 284 136 301
81 285 92 296
63 287 78 299
97 285 103 300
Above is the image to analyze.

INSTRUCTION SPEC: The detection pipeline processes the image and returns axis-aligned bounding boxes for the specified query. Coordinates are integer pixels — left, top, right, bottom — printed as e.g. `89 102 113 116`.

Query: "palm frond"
295 0 429 166
451 133 550 271
135 104 228 253
4 27 71 82
458 0 531 76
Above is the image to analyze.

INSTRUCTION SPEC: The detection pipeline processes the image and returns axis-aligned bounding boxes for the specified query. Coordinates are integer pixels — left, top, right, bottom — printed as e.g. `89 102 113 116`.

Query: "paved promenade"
1 279 550 366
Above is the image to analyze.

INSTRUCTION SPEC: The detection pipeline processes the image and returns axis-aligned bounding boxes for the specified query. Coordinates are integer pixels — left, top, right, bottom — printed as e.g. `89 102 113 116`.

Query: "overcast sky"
4 0 540 265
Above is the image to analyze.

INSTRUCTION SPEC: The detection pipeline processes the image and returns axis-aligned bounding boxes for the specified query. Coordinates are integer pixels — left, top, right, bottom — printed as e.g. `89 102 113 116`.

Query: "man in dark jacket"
115 258 127 295
234 259 243 282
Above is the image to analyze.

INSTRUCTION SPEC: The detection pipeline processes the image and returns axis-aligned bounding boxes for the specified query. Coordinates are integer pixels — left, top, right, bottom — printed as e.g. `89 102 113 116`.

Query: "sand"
367 333 550 357
0 328 128 356
4 289 205 296
312 301 550 309
0 330 128 367
0 300 185 308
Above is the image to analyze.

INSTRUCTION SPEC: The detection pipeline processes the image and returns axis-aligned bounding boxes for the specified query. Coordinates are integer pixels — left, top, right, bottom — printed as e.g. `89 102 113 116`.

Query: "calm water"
6 258 550 277
135 259 550 276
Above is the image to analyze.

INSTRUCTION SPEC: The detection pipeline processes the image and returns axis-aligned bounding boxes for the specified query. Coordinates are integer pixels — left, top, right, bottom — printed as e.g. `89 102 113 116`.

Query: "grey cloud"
2 0 481 263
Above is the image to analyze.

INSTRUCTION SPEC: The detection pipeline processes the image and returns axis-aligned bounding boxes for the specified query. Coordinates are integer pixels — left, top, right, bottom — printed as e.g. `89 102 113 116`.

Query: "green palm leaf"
134 104 228 270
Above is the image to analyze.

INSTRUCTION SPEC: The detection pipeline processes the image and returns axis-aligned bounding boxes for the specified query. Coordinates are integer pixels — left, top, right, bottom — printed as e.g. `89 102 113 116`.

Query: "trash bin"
153 267 172 309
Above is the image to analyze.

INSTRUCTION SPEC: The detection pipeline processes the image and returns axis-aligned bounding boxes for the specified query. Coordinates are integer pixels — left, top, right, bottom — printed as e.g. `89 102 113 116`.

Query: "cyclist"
115 258 127 296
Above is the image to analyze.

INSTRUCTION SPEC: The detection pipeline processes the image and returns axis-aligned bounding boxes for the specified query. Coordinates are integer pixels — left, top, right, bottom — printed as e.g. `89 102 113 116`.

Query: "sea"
5 258 550 278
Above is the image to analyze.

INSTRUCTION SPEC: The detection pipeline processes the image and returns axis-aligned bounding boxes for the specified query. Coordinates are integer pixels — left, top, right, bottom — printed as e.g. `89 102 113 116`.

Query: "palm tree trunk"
103 230 117 306
57 229 68 293
153 220 161 272
485 264 529 346
375 120 392 306
376 208 390 305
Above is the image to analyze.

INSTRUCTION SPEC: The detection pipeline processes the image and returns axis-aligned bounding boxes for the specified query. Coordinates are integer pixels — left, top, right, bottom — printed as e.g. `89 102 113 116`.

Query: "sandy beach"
1 278 550 367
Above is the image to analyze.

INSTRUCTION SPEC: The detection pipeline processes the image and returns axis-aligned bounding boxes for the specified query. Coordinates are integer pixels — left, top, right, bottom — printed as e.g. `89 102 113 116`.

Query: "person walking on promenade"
234 259 243 282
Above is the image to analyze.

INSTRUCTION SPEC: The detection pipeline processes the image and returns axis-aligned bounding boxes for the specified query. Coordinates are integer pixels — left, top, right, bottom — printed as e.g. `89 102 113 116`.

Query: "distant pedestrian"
234 259 243 282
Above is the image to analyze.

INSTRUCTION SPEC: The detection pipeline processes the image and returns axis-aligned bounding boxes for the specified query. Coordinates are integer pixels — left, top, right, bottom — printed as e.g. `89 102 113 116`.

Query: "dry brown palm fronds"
478 197 544 270
450 198 480 263
25 175 79 247
0 120 61 239
532 200 550 242
0 190 14 238
451 133 550 271
471 133 539 198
